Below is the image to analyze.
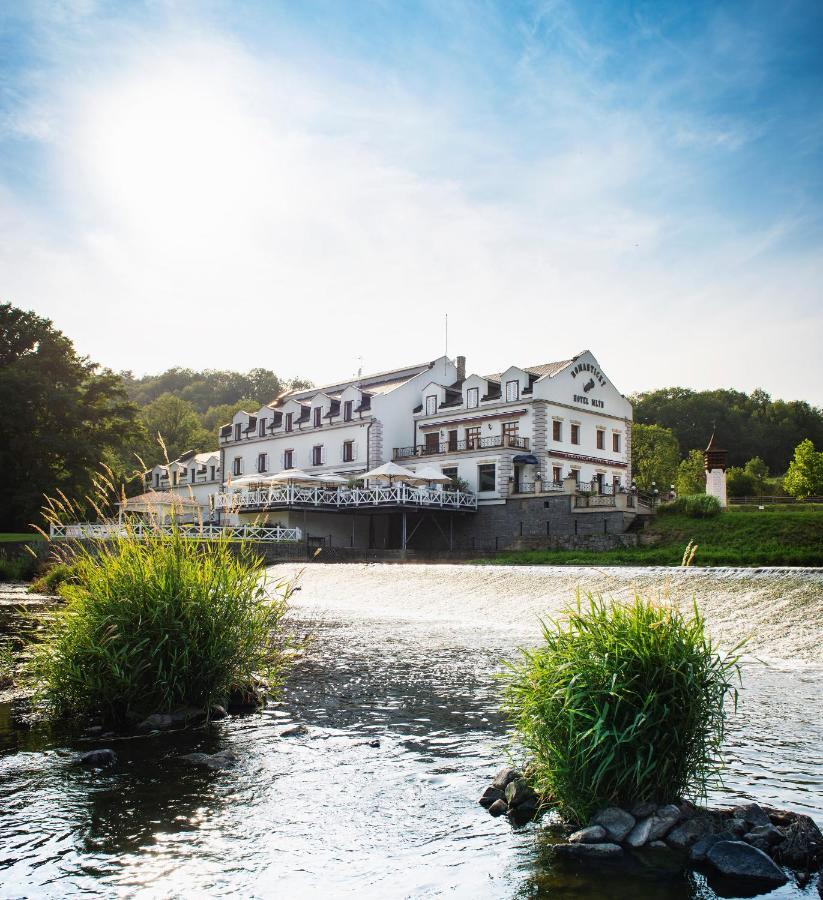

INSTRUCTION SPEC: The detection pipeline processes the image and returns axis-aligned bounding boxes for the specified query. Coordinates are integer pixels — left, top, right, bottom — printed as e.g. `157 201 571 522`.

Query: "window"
190 468 196 482
596 429 605 450
313 407 322 427
442 466 458 482
173 470 178 485
447 429 458 451
465 426 481 449
502 422 519 446
257 453 267 473
259 418 267 437
424 432 440 454
155 474 160 487
571 424 580 445
552 420 562 442
209 466 216 480
613 432 621 453
232 457 242 477
343 440 354 462
505 380 519 401
234 423 242 441
425 394 437 415
613 475 621 492
285 413 293 433
478 463 496 492
466 387 479 409
343 400 353 421
312 445 323 466
284 449 294 469
552 465 562 484
571 468 580 484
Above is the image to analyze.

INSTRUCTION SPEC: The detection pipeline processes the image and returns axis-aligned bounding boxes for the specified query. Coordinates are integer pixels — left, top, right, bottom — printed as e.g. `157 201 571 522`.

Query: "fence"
728 496 823 505
49 522 303 543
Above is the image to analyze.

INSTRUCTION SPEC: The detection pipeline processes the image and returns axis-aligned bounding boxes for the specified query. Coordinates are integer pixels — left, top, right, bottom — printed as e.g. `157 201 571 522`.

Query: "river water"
0 565 821 899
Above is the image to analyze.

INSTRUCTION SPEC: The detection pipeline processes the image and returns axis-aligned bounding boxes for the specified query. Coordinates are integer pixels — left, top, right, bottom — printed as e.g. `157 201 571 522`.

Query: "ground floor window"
284 449 294 469
477 463 496 492
312 445 323 466
442 466 458 482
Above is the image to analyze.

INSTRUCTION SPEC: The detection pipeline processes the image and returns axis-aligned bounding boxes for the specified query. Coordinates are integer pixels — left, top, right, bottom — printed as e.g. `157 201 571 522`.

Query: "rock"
645 805 682 842
368 739 380 748
180 749 237 771
631 801 657 819
508 798 540 825
690 831 736 863
569 825 607 844
667 816 714 850
625 817 654 848
280 723 308 737
488 799 508 817
136 707 207 734
775 815 823 868
732 803 771 829
728 818 748 838
554 842 624 859
208 705 227 721
743 824 783 848
479 786 505 809
505 778 537 808
591 807 636 842
227 684 264 712
706 840 787 886
78 748 117 768
768 809 795 828
491 767 522 791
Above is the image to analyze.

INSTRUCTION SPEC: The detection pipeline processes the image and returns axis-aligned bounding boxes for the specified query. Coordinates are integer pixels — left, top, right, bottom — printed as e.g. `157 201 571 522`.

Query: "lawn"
0 533 43 542
485 505 823 567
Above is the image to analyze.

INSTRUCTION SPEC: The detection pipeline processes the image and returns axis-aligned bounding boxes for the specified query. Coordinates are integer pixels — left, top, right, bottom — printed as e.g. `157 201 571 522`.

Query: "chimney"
456 355 466 382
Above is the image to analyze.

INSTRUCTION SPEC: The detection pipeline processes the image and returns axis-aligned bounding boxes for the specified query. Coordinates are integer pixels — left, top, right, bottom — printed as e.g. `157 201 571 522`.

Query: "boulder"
732 803 771 829
208 705 227 721
491 767 522 791
78 748 117 768
508 798 540 825
743 824 783 849
569 825 607 844
136 707 207 734
280 723 308 737
666 816 714 850
690 830 736 863
591 807 636 842
728 818 747 838
645 805 682 842
505 779 537 808
706 840 787 886
479 786 505 809
488 799 508 817
631 801 657 819
775 815 823 868
180 749 237 771
554 842 623 859
625 817 654 848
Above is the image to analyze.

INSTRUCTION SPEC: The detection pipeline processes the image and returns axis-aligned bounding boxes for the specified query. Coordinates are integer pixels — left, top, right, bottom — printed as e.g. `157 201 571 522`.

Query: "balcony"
393 435 529 460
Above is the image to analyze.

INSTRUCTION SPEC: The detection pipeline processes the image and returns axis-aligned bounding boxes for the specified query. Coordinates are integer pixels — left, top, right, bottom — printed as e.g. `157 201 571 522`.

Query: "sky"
1 0 822 404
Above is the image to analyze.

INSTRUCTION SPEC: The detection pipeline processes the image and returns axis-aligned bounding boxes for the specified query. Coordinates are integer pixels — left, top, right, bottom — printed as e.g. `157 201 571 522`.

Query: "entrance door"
513 465 522 494
424 432 440 454
595 473 605 493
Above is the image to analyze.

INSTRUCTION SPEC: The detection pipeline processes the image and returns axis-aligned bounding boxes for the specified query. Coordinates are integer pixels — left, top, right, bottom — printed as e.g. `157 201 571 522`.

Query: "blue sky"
1 0 822 403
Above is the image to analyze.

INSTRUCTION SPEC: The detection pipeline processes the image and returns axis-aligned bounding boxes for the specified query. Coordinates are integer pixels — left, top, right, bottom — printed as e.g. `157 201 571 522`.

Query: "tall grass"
659 494 721 518
31 527 295 723
502 593 743 823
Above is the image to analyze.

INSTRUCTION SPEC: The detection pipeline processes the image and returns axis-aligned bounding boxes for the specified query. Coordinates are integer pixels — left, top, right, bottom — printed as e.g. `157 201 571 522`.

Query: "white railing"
49 522 302 543
214 483 478 512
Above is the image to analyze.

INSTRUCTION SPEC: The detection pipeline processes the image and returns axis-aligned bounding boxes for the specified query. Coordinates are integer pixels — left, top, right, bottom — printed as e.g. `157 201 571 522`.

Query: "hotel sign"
571 361 606 408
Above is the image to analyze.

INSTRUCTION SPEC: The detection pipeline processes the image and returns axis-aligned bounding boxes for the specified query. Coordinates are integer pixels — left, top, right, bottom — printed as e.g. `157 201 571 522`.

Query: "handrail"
50 522 303 542
393 435 529 459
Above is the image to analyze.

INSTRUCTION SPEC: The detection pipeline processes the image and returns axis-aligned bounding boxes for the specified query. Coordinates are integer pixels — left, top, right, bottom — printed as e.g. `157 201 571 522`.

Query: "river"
0 565 821 898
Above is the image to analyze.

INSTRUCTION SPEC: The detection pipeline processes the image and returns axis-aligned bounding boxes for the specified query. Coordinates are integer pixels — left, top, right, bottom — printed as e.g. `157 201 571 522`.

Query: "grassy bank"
486 505 823 567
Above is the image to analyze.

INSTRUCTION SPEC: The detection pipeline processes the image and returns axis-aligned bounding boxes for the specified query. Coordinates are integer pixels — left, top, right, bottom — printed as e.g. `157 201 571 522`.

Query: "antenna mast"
444 313 448 377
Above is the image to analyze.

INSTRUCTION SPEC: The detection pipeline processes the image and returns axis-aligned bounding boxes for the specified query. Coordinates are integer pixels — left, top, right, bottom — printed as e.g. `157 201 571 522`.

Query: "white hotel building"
141 350 635 550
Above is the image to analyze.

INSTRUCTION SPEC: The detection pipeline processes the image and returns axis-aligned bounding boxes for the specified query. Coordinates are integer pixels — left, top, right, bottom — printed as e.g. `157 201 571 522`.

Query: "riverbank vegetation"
488 505 823 567
502 594 742 822
31 528 294 724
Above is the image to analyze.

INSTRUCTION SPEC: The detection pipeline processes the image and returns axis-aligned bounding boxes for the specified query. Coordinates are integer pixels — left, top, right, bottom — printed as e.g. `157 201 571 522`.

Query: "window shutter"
352 442 358 461
321 446 326 465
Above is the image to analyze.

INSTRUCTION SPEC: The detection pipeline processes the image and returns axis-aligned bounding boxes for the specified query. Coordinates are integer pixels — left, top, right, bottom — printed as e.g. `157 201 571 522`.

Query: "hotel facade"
138 349 637 551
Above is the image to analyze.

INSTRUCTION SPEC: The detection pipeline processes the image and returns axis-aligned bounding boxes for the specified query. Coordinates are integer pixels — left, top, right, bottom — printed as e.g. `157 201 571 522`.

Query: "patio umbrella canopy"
357 461 425 484
412 465 454 484
315 473 350 485
267 469 319 485
227 474 276 487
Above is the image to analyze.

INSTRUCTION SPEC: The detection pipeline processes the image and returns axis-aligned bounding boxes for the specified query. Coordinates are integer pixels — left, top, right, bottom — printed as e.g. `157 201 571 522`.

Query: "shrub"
502 593 742 823
0 554 37 582
31 527 295 723
660 494 721 518
29 561 78 595
0 640 14 689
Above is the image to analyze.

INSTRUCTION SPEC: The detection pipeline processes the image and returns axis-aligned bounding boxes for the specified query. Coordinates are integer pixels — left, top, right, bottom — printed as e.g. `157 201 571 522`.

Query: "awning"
513 454 539 465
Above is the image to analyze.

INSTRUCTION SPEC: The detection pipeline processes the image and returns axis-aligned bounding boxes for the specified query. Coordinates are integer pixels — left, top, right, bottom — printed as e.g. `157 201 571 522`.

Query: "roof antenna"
356 356 363 384
444 312 448 377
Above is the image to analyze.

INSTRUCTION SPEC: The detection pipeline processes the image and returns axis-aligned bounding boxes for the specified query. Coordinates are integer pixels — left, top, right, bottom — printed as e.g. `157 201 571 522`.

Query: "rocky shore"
480 767 823 893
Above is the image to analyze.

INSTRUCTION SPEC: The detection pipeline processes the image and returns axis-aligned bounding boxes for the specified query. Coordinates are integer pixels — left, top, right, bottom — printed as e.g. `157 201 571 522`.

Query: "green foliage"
630 386 823 474
0 639 14 688
660 494 721 518
30 561 78 595
631 423 680 491
783 439 823 499
0 554 38 582
137 393 212 467
202 399 258 433
502 594 742 822
31 528 295 722
675 450 706 496
727 457 772 497
0 303 140 532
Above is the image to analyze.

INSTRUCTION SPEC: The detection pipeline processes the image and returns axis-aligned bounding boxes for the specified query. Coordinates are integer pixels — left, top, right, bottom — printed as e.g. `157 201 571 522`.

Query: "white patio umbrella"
357 461 426 484
412 465 453 484
315 473 349 485
268 468 319 485
227 473 277 488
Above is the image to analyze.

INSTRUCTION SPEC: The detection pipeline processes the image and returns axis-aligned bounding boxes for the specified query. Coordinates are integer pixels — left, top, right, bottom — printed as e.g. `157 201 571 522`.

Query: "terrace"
393 434 529 460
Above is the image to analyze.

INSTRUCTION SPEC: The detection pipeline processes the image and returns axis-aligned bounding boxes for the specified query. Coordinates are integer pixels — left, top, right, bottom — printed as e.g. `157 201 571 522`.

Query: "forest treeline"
2 301 822 531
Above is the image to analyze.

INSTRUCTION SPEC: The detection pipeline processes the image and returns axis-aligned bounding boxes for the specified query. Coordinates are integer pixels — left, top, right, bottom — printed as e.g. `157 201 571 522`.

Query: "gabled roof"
274 360 436 406
485 356 578 382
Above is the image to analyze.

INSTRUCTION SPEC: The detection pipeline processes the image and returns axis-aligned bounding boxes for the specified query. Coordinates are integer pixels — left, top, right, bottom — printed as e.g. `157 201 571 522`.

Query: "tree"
726 466 756 497
675 450 705 496
202 399 258 434
743 457 769 495
783 440 823 499
0 303 139 532
631 424 680 492
138 394 211 467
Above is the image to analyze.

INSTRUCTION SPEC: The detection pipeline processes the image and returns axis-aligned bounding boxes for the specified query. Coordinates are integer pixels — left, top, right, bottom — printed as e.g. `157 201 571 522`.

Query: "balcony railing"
50 522 302 542
215 483 477 512
510 480 564 495
394 435 529 460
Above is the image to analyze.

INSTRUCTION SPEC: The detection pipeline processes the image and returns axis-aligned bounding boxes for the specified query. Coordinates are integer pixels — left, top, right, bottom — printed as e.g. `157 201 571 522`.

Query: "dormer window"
209 465 216 480
343 400 353 421
234 423 242 441
259 418 267 437
425 395 437 415
313 407 322 427
285 413 293 433
505 380 519 402
190 468 196 482
466 387 479 409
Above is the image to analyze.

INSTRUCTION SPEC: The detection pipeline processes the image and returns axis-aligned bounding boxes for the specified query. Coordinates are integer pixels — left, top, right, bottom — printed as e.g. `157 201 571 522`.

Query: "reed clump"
502 593 743 823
